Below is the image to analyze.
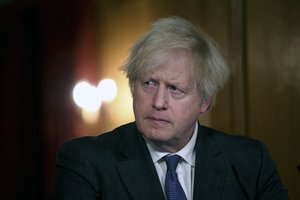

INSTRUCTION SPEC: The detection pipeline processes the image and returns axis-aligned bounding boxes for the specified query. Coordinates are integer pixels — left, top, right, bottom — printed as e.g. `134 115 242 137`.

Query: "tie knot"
164 154 182 171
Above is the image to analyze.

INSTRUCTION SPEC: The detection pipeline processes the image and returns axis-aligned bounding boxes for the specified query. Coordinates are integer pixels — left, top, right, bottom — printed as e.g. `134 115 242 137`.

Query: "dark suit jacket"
50 122 289 200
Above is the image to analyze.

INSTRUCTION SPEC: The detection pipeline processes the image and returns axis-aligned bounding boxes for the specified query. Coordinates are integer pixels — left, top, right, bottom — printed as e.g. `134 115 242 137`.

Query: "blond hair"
122 16 229 106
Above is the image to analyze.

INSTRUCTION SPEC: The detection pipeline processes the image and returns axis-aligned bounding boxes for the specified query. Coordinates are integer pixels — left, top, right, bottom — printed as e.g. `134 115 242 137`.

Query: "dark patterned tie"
164 155 187 200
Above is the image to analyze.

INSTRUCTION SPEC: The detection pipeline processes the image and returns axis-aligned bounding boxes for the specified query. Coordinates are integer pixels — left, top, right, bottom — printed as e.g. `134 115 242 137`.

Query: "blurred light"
97 79 117 102
81 109 99 124
72 81 102 112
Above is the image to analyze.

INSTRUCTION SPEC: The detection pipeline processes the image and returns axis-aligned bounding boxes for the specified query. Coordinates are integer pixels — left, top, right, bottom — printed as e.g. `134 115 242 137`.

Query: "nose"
152 86 168 110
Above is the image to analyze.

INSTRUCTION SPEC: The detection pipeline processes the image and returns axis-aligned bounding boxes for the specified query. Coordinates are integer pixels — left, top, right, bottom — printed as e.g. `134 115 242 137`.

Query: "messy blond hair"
122 16 229 106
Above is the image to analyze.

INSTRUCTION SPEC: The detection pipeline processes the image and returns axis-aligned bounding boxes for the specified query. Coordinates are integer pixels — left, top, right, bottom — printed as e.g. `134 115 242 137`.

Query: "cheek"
172 100 202 120
133 90 150 113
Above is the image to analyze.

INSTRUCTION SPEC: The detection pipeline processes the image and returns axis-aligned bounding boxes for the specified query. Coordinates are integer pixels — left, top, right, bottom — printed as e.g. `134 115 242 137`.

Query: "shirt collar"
145 122 198 167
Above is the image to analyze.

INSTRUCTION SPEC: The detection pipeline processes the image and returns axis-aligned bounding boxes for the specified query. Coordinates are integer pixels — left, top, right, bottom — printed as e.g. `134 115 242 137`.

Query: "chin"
143 129 172 142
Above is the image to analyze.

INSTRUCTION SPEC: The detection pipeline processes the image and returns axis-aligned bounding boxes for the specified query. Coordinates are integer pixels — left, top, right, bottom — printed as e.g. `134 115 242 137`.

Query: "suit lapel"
193 125 228 200
116 124 165 200
115 123 229 200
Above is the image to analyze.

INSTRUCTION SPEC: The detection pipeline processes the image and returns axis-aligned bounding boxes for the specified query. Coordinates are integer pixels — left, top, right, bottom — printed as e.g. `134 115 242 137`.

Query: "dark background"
1 0 92 199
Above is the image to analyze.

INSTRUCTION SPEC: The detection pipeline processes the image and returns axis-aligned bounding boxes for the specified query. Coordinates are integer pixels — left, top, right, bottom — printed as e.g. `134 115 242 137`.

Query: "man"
50 17 289 199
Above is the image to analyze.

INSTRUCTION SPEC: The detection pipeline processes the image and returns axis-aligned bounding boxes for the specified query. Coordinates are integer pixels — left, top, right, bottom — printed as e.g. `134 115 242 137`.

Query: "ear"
199 98 212 114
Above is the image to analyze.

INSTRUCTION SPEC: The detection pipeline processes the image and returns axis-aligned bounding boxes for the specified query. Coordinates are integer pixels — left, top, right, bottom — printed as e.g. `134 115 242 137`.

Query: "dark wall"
0 0 97 199
1 3 45 199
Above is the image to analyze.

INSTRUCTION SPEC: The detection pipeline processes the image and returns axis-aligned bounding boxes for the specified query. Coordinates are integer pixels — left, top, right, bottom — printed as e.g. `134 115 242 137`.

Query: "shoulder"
198 126 288 199
58 122 137 159
200 125 276 176
199 125 271 169
200 125 265 153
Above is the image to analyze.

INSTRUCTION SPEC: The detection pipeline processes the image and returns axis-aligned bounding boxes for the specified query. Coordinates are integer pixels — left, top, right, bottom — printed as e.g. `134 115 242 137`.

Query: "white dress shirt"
145 123 198 200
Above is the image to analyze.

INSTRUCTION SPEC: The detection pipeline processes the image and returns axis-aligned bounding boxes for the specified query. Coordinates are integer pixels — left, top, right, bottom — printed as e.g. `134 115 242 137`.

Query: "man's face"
133 49 210 152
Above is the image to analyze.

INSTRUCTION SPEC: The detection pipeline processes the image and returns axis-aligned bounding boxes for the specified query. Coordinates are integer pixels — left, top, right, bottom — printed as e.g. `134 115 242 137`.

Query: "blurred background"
1 0 299 199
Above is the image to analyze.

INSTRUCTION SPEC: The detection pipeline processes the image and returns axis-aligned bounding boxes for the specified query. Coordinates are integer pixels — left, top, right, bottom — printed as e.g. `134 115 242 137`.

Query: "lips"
146 116 171 126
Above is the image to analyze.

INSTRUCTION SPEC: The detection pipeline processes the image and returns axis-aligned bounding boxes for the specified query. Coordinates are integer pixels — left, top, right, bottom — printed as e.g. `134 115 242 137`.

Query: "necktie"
164 155 187 200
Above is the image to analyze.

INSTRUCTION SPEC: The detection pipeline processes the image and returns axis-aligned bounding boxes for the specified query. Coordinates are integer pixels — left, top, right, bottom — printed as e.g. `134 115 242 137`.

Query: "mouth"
146 116 171 125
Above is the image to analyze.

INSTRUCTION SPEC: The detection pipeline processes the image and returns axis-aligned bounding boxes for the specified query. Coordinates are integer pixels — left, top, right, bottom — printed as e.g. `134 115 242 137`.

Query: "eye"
142 79 157 92
144 80 155 87
168 85 185 98
168 85 179 91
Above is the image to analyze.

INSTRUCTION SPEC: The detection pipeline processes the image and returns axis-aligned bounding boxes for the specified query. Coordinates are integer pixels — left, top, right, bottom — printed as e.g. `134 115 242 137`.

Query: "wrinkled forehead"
141 48 194 73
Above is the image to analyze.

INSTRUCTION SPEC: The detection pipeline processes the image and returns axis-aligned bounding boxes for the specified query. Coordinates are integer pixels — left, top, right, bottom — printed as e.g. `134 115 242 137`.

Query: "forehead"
141 49 195 85
143 49 193 74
